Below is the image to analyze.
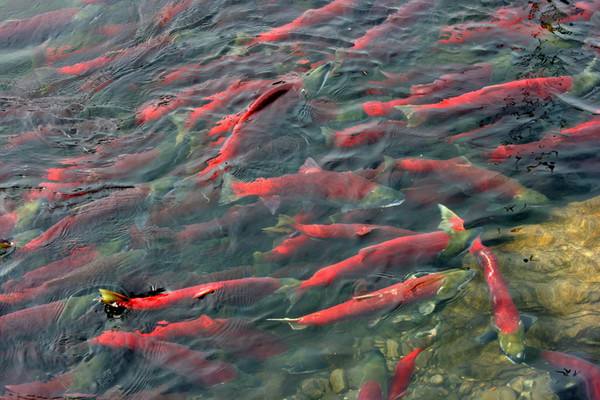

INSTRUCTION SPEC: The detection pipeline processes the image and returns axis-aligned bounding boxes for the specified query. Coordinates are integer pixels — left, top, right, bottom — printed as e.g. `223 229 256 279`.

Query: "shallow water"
0 0 599 399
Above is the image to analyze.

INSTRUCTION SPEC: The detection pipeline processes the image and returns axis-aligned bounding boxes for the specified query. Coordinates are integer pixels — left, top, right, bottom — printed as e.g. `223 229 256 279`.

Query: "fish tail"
219 173 241 205
263 214 295 234
438 204 465 233
98 289 129 305
266 317 306 330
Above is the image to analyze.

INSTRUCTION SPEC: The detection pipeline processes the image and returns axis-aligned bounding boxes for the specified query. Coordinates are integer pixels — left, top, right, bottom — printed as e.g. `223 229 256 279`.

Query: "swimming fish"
271 269 474 329
357 350 388 400
388 348 423 399
324 120 407 148
0 8 79 46
196 80 301 181
488 117 600 161
264 214 415 240
220 158 404 210
89 330 237 386
469 237 525 363
541 350 600 399
386 157 548 204
397 76 573 127
350 0 434 51
99 277 295 311
297 205 469 292
141 314 285 360
249 0 358 45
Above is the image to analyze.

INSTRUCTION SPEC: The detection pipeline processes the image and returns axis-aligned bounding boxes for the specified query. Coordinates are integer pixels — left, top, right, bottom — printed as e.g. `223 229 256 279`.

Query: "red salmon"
249 0 358 45
99 277 288 311
469 237 525 362
89 330 237 386
298 205 468 292
388 348 423 399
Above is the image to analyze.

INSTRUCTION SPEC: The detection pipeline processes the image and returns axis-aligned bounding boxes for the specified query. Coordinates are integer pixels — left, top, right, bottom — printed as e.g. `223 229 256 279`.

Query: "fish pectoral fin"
266 317 306 330
98 289 129 305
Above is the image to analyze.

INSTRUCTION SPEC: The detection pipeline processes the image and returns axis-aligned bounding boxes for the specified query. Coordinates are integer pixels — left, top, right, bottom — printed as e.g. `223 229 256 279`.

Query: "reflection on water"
0 0 599 399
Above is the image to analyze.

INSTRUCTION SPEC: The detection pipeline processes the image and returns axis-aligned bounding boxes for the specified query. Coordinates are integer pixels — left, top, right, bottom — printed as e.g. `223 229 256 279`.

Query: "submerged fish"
388 348 423 399
350 0 434 51
255 233 317 264
141 314 285 360
324 120 407 148
398 76 574 127
185 79 272 129
386 156 548 204
271 269 474 329
470 237 525 363
0 294 96 341
488 117 600 161
156 0 194 27
99 277 295 311
264 214 415 240
196 80 302 181
220 158 404 210
0 8 79 45
89 330 237 386
541 350 600 399
297 205 469 292
357 350 388 400
249 0 358 45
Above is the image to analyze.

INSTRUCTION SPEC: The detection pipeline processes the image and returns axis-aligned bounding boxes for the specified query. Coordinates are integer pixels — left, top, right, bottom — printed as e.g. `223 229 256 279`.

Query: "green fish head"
499 326 526 363
302 62 333 98
360 185 405 209
436 269 476 301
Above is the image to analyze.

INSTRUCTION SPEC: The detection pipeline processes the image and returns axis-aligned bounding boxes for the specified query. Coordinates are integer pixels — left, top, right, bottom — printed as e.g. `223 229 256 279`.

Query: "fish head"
302 62 333 98
499 326 526 363
360 185 405 209
0 239 14 257
436 269 476 301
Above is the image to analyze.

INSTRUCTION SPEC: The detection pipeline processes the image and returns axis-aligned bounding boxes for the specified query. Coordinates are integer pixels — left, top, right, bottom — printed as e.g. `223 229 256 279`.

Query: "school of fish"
0 0 599 399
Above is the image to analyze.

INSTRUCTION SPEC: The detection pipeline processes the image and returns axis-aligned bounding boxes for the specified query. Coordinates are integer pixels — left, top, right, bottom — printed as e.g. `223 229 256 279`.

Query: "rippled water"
1 0 600 399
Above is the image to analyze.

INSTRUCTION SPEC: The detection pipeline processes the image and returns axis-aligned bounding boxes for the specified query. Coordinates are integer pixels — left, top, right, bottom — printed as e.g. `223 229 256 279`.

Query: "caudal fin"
98 289 129 305
263 214 296 234
438 204 465 233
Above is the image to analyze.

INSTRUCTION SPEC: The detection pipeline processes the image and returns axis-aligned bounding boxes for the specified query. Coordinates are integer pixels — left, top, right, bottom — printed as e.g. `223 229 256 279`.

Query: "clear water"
0 0 599 399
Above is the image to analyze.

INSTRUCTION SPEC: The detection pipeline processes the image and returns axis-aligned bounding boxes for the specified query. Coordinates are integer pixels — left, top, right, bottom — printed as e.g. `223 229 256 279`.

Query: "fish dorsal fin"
299 157 321 174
